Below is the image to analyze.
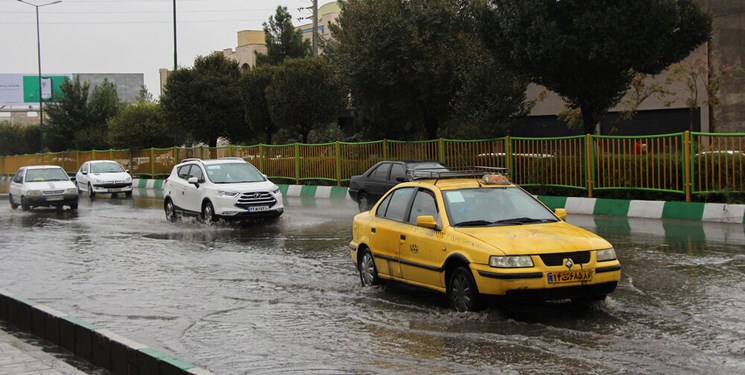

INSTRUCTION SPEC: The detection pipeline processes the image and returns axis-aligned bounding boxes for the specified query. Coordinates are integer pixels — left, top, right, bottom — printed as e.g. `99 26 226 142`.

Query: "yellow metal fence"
2 131 743 201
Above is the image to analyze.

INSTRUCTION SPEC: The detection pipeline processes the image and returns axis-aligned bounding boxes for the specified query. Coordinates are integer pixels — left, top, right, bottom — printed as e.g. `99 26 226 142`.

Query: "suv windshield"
25 168 69 182
91 162 125 173
443 187 557 227
205 163 265 184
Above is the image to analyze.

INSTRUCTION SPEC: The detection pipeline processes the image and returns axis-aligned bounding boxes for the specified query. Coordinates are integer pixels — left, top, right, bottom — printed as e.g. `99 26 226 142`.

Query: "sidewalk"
0 322 102 375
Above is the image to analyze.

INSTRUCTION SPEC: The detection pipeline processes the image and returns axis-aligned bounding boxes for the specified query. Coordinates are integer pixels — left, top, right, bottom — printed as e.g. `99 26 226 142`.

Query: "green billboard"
22 75 68 103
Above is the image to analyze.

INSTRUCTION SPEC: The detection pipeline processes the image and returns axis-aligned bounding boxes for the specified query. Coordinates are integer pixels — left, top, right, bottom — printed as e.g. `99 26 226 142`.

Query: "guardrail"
2 131 744 202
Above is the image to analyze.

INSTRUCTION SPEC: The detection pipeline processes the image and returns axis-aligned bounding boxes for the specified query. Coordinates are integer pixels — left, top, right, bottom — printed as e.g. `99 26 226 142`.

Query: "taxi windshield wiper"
495 217 557 225
454 219 494 227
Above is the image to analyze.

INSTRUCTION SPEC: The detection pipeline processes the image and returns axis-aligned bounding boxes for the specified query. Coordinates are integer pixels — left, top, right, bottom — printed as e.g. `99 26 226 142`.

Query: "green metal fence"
2 131 744 201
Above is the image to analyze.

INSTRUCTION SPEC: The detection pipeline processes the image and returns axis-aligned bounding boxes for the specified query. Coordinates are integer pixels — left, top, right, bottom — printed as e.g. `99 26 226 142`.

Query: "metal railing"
2 131 744 201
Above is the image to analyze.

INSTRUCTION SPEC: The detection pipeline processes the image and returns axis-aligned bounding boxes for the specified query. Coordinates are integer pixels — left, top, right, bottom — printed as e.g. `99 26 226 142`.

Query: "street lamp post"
17 0 62 152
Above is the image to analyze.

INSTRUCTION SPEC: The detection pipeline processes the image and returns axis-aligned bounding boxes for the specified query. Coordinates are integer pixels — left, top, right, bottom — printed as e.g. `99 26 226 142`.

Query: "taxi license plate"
248 206 269 212
547 269 594 284
47 196 63 201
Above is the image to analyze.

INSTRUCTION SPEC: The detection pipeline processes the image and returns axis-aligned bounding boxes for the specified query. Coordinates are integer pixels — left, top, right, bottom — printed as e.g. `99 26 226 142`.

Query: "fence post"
259 144 264 173
383 139 388 160
585 134 594 198
150 148 155 178
336 141 341 187
439 138 445 164
295 143 300 185
684 131 692 202
505 136 512 173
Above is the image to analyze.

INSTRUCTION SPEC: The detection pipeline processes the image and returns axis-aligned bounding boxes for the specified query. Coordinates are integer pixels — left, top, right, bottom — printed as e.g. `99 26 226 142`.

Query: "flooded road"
1 193 744 374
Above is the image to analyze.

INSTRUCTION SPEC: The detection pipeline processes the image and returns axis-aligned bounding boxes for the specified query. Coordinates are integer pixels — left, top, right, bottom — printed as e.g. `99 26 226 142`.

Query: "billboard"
0 74 71 106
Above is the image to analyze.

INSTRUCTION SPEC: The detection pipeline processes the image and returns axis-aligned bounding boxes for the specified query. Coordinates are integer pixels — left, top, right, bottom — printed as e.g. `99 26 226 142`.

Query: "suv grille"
236 192 276 208
539 251 591 266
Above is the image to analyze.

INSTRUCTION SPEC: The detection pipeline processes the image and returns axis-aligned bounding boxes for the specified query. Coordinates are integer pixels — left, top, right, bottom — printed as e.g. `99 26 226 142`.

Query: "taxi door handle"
400 234 406 240
371 228 376 233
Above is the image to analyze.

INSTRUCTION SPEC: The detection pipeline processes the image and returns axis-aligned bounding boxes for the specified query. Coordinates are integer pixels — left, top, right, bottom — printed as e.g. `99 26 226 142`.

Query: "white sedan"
75 160 133 198
9 165 79 211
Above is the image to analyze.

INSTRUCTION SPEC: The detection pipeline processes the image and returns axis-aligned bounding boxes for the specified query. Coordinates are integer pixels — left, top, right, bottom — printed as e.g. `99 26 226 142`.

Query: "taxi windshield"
25 168 69 182
205 163 265 184
443 187 557 227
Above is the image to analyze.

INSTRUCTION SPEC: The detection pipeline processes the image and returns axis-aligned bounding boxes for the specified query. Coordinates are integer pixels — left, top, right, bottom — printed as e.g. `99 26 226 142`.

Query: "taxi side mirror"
416 215 438 230
554 208 567 221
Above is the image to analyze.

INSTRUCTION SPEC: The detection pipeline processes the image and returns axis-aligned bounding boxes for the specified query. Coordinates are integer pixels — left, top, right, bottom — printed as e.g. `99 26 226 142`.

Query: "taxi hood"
455 221 611 255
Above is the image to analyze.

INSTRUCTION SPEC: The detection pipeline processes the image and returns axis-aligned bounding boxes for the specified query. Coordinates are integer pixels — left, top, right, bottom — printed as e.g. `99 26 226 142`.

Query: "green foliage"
45 76 120 151
255 6 311 66
108 101 173 150
479 0 712 134
160 52 246 147
265 58 346 143
0 121 40 156
239 64 279 144
81 79 121 150
327 0 529 140
45 76 90 151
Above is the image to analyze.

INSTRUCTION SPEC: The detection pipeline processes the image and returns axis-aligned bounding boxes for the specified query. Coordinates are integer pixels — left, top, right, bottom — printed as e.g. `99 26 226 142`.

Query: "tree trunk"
209 137 218 159
580 106 598 135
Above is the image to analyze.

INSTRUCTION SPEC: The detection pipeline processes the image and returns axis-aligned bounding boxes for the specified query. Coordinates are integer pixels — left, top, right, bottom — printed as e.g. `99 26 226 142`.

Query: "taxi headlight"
597 248 617 262
217 190 239 198
27 190 42 197
489 255 534 268
64 188 78 194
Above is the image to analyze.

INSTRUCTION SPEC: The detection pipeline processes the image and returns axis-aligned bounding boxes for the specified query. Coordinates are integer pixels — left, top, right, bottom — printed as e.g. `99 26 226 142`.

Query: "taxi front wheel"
448 266 481 312
359 249 380 286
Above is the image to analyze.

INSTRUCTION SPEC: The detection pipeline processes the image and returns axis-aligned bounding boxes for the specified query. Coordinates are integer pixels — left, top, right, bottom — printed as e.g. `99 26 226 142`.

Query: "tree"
160 52 246 148
239 65 279 144
108 101 173 150
265 58 346 143
667 49 744 132
479 0 712 134
80 79 120 150
255 6 311 66
0 121 40 156
45 77 121 151
45 76 90 151
326 0 529 140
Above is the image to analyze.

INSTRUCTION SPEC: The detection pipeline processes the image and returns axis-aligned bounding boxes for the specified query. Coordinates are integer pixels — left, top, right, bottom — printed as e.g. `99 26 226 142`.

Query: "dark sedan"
347 160 447 211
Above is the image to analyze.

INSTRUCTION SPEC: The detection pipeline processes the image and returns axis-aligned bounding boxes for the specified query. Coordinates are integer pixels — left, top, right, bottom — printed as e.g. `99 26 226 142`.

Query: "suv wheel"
202 201 216 224
164 198 178 222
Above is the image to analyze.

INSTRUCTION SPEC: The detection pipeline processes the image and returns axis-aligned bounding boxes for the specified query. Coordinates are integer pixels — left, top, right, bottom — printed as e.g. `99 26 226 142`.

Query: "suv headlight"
489 255 534 268
217 190 239 197
271 186 280 195
597 248 617 262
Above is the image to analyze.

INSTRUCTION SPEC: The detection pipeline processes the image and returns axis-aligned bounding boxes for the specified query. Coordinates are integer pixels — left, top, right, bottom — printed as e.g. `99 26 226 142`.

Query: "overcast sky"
1 0 314 98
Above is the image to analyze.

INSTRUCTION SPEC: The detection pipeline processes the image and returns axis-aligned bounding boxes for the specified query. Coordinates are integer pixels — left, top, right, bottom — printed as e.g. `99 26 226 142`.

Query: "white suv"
163 158 283 223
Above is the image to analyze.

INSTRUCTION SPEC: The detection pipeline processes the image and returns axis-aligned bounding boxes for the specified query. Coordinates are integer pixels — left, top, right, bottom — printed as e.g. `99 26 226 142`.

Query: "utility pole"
173 0 178 70
312 0 318 57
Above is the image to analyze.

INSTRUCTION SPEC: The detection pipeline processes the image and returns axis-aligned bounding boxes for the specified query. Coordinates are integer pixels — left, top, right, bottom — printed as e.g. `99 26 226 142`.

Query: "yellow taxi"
349 167 621 311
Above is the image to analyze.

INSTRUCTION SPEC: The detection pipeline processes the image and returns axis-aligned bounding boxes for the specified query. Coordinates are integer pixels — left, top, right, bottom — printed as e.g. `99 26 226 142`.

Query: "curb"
537 196 745 224
0 289 214 375
109 180 745 224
